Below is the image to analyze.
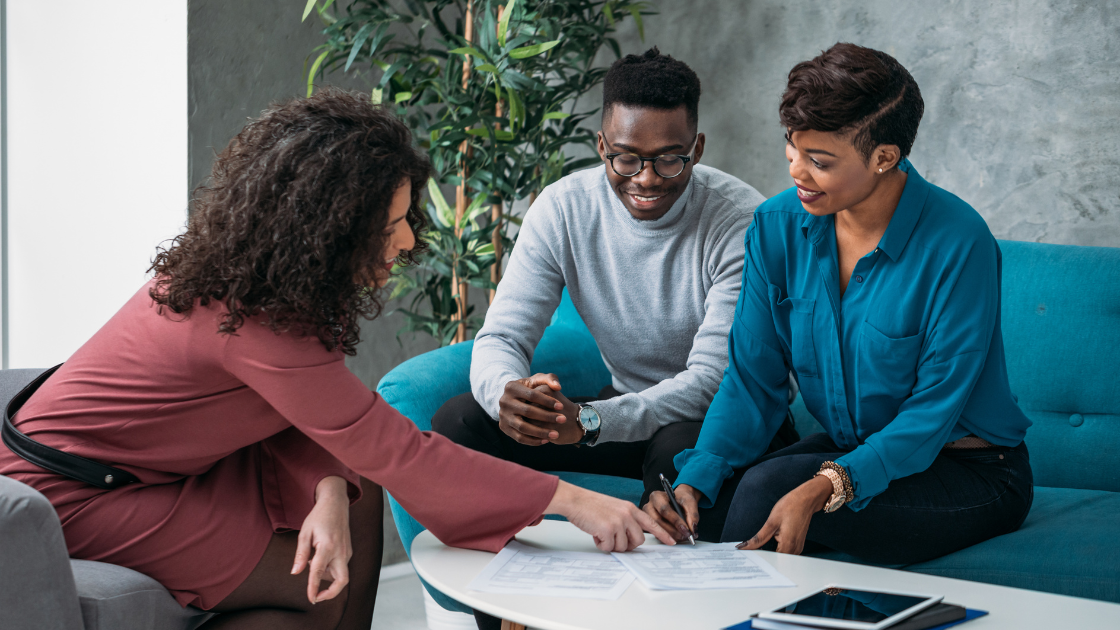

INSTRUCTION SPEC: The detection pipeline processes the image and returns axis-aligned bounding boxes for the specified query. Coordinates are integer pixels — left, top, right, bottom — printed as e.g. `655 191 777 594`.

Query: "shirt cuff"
476 369 523 420
672 449 734 509
836 444 891 511
589 396 625 444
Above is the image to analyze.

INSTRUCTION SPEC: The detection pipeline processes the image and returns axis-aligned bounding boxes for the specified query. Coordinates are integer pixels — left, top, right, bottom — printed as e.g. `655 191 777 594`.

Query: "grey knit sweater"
470 164 764 443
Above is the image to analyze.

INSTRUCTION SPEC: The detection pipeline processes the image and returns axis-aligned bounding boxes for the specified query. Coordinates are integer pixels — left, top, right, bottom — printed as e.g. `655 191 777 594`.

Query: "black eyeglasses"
602 134 697 179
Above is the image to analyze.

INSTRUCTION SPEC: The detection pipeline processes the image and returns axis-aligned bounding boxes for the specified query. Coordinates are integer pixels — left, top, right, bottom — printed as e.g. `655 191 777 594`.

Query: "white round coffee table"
410 519 1120 630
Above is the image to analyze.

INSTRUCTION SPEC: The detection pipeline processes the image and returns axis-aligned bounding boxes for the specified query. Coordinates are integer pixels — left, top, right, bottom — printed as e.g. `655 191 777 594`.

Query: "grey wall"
188 0 436 565
593 0 1120 247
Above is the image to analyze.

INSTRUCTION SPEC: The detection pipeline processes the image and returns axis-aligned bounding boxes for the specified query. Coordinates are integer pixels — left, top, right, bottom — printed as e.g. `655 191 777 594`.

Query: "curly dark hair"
149 87 431 355
780 43 924 163
603 46 702 127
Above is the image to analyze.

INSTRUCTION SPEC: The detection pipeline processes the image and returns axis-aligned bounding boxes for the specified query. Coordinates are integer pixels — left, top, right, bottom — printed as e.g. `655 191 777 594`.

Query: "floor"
372 566 429 629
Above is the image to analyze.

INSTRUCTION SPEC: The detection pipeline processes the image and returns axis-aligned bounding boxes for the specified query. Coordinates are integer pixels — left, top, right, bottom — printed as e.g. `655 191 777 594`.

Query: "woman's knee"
720 455 824 542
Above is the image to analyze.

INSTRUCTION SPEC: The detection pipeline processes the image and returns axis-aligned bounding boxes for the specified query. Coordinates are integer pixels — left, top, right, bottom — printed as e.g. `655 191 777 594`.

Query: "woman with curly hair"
0 88 672 630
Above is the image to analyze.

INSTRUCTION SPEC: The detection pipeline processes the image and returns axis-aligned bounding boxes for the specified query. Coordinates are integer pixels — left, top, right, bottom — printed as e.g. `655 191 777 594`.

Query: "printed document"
467 541 635 600
612 542 795 590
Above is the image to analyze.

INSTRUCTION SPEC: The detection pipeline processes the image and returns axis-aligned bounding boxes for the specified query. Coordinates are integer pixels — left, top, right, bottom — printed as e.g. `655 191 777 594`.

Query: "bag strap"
2 364 139 490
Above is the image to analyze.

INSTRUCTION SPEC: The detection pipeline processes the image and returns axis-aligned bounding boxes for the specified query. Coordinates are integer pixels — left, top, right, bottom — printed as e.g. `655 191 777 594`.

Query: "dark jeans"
432 387 704 506
711 432 1034 565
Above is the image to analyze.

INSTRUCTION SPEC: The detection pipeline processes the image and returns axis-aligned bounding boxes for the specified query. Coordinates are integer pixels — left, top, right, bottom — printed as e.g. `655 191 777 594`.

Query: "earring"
878 168 883 173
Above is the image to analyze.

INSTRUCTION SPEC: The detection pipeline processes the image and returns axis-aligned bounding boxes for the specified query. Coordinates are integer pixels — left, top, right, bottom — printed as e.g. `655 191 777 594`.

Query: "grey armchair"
0 368 213 630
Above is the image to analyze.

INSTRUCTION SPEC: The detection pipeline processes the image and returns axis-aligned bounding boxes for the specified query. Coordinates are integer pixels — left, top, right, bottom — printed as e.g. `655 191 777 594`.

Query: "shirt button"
855 275 863 283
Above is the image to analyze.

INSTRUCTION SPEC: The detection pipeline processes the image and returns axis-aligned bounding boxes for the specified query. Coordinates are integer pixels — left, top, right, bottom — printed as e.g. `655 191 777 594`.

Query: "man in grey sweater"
432 48 798 520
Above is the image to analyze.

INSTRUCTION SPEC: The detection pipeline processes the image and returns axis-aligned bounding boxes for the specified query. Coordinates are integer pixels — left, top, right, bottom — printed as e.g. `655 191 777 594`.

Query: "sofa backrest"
999 240 1120 492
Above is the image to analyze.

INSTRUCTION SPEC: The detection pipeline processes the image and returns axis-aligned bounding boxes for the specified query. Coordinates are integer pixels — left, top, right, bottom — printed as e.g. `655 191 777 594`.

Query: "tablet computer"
756 586 943 630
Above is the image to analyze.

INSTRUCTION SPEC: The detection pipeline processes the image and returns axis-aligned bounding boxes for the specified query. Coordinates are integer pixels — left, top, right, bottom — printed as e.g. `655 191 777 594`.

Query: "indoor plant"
303 0 652 344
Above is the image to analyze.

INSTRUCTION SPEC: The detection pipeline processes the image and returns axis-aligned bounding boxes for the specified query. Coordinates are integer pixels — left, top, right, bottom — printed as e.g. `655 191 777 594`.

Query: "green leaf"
628 6 645 41
448 46 485 58
306 50 329 97
508 40 559 59
603 2 616 26
465 128 515 141
474 242 496 256
506 87 524 131
464 194 489 228
394 91 413 103
475 63 499 73
371 87 383 104
302 0 317 22
427 178 455 228
345 22 376 72
498 0 518 47
542 111 570 120
320 0 336 13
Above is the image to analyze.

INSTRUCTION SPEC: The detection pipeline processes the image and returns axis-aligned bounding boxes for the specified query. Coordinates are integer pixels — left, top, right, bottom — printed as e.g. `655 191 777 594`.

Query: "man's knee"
430 393 486 440
645 421 703 467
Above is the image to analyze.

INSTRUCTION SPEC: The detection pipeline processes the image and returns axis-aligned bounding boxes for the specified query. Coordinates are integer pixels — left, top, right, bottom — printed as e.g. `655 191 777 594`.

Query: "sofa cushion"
70 560 213 630
809 487 1120 603
998 240 1120 492
907 486 1120 603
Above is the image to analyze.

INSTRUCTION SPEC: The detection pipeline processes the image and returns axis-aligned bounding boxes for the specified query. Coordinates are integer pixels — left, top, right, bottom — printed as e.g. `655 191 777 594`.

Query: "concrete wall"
188 0 436 565
594 0 1120 247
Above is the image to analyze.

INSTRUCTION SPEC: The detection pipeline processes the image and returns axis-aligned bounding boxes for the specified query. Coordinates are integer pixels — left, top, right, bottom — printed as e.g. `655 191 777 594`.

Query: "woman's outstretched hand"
736 474 833 555
644 483 702 542
293 476 353 604
546 480 676 552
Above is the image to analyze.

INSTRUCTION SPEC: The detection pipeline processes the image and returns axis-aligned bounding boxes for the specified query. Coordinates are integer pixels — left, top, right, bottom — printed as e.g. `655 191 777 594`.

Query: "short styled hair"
780 43 924 162
603 47 702 127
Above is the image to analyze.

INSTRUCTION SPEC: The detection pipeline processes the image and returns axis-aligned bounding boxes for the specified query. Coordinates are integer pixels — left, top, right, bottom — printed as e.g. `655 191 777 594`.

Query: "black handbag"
2 364 138 490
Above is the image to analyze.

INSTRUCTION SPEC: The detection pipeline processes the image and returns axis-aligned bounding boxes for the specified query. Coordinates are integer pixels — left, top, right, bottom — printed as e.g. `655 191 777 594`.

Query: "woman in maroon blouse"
0 89 672 630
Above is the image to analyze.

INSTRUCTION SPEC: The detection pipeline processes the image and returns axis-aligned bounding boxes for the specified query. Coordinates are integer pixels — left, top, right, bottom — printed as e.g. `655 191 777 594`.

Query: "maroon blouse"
0 282 558 609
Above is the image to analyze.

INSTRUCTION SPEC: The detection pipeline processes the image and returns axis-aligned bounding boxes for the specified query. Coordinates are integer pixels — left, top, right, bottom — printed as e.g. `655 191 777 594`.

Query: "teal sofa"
378 239 1120 612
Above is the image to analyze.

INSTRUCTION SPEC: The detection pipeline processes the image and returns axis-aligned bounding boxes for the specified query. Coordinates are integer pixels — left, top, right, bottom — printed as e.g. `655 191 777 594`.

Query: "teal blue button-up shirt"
674 160 1031 510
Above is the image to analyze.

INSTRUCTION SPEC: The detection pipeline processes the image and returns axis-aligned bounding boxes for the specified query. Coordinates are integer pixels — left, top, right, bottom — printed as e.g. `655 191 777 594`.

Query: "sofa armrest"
0 474 85 630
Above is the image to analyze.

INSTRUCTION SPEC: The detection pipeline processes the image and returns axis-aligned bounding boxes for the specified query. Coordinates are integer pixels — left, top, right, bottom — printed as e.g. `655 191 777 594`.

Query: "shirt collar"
799 158 930 261
876 159 929 261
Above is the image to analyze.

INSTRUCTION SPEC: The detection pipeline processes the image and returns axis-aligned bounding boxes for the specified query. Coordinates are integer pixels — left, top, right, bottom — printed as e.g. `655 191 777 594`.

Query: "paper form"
467 541 636 600
612 542 795 590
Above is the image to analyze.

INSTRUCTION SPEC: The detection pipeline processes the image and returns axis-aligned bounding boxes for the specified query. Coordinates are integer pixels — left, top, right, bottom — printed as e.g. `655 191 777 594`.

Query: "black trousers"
710 432 1034 565
431 387 703 506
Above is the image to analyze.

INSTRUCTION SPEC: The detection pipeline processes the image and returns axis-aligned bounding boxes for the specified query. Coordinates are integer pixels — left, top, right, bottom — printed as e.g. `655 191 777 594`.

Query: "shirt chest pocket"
776 296 819 379
858 322 924 401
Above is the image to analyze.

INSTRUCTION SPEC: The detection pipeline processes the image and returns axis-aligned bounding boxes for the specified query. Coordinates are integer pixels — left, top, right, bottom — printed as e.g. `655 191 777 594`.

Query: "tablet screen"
778 588 930 623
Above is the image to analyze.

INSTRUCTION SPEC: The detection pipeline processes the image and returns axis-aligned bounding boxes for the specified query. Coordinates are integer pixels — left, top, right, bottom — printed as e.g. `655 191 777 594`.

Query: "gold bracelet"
819 461 853 502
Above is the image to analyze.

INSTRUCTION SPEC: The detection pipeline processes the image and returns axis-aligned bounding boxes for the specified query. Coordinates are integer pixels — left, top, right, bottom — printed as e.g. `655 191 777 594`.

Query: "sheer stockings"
200 477 384 630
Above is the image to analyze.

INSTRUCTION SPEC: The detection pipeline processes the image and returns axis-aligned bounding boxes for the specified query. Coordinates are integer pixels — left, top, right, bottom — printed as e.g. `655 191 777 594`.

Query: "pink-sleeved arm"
259 427 363 531
222 323 558 552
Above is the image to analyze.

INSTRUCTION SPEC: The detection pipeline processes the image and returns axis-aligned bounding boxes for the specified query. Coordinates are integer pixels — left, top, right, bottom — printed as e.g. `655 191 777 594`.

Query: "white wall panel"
6 1 187 367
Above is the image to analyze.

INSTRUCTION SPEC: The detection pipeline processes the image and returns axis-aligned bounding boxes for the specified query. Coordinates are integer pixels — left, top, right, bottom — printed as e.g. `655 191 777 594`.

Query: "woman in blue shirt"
645 43 1033 564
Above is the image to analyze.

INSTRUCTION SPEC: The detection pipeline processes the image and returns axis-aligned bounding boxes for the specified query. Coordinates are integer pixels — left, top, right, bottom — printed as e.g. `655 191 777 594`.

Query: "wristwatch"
576 403 601 446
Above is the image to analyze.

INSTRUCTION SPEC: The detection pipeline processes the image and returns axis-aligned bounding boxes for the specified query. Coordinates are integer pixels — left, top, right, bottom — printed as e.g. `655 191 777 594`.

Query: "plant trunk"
490 7 505 306
451 0 475 345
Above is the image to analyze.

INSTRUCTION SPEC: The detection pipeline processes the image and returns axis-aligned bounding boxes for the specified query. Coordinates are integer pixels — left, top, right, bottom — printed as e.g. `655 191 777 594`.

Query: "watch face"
578 405 600 431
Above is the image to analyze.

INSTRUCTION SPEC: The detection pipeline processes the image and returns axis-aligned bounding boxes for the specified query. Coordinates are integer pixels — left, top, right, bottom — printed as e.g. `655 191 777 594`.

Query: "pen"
658 473 696 545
